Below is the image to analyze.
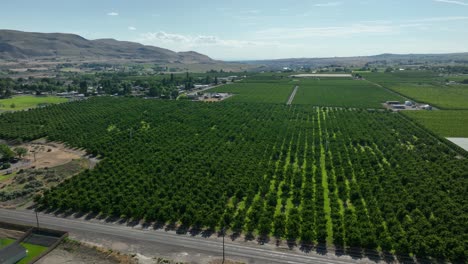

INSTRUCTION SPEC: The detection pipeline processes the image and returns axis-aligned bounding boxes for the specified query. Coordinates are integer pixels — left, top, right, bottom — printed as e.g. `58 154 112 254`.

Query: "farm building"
0 243 27 264
405 101 414 106
386 101 401 105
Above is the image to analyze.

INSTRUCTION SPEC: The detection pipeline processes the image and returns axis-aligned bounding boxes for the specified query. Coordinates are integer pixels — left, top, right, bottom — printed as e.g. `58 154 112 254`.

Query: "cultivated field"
0 95 67 111
403 110 468 137
0 97 466 262
386 83 468 109
362 71 468 109
292 79 403 108
209 82 294 103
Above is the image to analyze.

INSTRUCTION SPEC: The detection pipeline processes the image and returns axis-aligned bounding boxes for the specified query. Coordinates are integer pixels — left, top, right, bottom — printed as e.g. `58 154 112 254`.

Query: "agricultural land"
0 69 467 263
0 94 466 262
0 95 68 112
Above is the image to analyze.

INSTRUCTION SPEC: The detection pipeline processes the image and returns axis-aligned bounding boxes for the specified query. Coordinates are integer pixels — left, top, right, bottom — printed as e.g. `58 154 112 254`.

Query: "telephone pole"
35 208 40 228
222 226 226 264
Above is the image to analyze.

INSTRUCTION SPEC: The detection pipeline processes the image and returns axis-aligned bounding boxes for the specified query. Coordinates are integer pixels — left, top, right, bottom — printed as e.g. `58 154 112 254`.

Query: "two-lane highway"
0 208 366 263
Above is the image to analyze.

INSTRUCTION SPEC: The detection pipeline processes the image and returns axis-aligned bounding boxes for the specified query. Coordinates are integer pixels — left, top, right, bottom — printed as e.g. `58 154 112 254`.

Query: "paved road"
0 209 366 264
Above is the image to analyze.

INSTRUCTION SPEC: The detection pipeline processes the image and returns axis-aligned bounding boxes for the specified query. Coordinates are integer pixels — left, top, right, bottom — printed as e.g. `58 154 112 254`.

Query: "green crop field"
361 71 468 109
292 79 404 108
403 110 468 137
0 95 68 111
386 83 468 109
209 82 294 103
0 97 466 262
362 71 444 84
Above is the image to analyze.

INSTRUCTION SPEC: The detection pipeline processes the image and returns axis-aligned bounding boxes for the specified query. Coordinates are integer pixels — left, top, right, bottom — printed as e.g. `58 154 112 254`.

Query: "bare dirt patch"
0 227 24 240
0 140 96 208
36 239 137 264
21 141 86 170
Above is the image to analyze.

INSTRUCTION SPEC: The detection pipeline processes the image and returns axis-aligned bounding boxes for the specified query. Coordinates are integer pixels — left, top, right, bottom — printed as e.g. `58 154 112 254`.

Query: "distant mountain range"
0 29 214 64
243 53 468 70
1 29 467 71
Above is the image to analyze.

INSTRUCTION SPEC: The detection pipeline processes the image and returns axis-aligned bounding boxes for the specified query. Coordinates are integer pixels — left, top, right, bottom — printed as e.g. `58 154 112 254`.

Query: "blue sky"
1 0 468 60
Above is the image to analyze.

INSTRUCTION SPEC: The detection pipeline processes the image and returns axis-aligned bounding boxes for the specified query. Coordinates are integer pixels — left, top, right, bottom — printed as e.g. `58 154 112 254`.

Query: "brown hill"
0 29 216 64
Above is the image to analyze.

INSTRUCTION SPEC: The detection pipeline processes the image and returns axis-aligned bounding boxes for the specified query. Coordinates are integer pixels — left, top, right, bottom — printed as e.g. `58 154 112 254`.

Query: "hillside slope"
0 29 215 64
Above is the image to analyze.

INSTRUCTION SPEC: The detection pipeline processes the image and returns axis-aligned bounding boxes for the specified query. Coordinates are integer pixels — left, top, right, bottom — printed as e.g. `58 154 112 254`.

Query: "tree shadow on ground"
189 227 202 237
141 222 152 229
201 228 214 238
117 217 128 225
84 212 99 221
164 222 177 232
257 235 270 245
334 245 345 257
287 240 297 250
103 215 120 223
126 218 140 227
73 211 86 219
244 232 255 242
315 242 328 255
299 243 313 254
153 220 165 230
383 251 396 263
397 253 416 264
176 225 188 235
364 248 383 263
229 232 240 241
346 247 363 260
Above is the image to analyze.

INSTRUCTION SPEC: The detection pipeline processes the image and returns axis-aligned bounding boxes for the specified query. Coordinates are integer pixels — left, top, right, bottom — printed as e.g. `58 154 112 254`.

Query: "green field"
387 83 468 109
403 110 468 137
209 82 294 103
0 237 15 249
362 71 468 109
362 71 444 84
0 238 47 263
292 79 404 108
18 242 48 264
0 96 68 111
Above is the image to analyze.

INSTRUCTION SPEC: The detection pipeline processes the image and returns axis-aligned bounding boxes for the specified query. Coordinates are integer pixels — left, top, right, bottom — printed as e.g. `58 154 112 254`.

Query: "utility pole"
35 208 40 229
222 226 226 264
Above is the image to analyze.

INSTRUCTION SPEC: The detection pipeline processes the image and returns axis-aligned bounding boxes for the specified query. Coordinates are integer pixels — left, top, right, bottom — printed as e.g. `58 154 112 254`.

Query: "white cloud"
434 0 468 6
128 26 137 31
107 12 119 16
136 31 303 60
138 31 266 49
314 2 342 7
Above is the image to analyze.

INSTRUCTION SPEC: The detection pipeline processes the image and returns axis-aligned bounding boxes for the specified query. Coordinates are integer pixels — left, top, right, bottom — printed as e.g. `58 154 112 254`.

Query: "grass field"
0 96 68 111
209 82 295 103
362 71 444 84
361 71 468 109
292 79 404 108
0 237 15 249
17 242 48 264
386 83 468 109
0 238 47 263
403 110 468 137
